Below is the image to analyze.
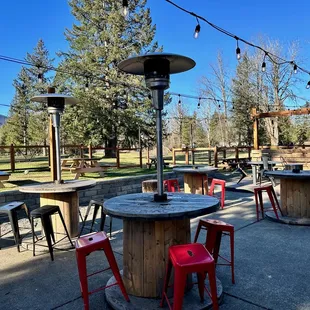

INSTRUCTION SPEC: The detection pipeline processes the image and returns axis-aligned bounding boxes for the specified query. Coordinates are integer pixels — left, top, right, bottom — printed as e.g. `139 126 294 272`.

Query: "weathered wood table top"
19 179 96 193
173 167 218 174
103 192 219 221
265 170 310 179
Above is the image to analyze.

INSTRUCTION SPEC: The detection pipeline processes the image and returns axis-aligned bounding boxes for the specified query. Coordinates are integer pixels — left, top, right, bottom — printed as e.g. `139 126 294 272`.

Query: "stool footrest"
87 266 111 278
88 281 118 296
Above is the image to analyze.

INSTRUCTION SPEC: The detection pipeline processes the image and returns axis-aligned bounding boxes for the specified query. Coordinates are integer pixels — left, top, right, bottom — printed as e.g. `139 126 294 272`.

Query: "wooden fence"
0 144 143 172
172 145 310 167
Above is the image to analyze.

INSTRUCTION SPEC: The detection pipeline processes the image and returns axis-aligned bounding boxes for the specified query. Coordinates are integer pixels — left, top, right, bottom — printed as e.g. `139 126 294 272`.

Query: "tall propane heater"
118 53 195 201
31 87 77 184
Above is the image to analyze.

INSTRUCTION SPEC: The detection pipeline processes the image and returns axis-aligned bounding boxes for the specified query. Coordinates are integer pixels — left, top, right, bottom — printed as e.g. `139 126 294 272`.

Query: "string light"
235 38 241 60
293 63 298 74
165 0 310 82
85 80 89 91
261 53 267 72
194 18 200 39
307 80 310 89
197 97 201 108
122 0 129 17
178 94 181 106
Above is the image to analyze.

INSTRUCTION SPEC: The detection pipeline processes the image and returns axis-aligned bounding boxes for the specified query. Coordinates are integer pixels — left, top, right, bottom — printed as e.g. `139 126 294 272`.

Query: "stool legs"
230 230 235 284
207 264 219 310
7 211 21 252
172 269 187 310
41 215 54 261
57 210 73 247
160 259 173 307
76 252 90 310
103 241 129 302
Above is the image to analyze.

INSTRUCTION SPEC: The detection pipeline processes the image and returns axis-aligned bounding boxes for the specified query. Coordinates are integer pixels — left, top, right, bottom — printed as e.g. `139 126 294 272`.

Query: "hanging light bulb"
37 73 43 83
194 18 200 39
307 80 310 89
261 53 267 72
85 81 89 91
197 98 201 109
293 63 298 74
122 0 129 17
236 39 241 60
178 94 181 106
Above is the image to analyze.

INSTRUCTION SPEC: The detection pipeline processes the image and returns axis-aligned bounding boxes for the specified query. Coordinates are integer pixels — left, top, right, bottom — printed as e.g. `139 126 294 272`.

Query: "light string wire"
164 0 310 80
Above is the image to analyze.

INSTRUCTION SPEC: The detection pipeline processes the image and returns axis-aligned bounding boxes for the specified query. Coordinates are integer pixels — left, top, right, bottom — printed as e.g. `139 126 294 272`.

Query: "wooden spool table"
173 167 218 194
19 180 96 238
103 192 219 299
141 179 158 193
265 170 310 218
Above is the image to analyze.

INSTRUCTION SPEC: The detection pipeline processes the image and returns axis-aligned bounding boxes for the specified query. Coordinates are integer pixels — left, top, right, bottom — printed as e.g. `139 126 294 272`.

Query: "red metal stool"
208 178 226 209
194 219 235 284
75 231 129 310
160 243 218 310
163 179 180 192
254 184 282 221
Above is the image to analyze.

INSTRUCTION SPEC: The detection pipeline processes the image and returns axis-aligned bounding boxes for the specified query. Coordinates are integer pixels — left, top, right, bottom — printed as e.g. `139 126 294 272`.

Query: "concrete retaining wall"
0 172 182 211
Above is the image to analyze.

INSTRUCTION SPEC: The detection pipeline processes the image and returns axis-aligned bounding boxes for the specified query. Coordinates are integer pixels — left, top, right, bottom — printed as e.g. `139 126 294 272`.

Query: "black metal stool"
30 205 73 261
78 200 112 238
0 201 31 252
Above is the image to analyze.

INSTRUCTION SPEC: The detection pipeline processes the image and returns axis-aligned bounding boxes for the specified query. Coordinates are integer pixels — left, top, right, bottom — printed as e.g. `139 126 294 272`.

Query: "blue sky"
0 0 309 116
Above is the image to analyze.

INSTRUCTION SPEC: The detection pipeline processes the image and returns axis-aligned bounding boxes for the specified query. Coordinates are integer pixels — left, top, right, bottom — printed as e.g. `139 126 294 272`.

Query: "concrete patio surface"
1 178 310 310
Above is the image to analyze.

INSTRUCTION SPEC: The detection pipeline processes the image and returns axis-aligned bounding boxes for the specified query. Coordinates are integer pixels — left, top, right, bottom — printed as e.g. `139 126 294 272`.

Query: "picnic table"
0 171 10 188
222 157 251 169
61 157 107 179
146 157 169 169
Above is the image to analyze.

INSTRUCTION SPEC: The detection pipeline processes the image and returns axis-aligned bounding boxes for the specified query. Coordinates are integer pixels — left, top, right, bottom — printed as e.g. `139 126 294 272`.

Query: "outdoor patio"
1 179 310 310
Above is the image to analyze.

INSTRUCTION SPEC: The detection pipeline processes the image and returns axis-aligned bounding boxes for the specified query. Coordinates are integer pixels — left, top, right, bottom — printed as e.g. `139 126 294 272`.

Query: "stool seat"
170 243 214 269
0 201 26 213
76 231 108 252
163 179 180 192
30 205 59 217
200 219 233 230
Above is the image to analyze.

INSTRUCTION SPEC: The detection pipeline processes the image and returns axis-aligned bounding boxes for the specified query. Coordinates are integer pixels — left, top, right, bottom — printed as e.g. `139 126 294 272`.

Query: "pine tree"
56 0 161 157
1 39 53 147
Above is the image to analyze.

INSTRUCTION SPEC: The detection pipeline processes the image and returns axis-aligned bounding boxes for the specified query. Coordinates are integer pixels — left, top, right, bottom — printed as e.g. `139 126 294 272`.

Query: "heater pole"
156 109 164 196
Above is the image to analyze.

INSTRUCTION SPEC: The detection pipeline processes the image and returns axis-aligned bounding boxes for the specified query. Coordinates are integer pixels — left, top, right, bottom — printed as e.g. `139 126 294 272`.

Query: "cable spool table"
19 180 96 238
103 192 220 305
173 167 218 194
265 170 310 219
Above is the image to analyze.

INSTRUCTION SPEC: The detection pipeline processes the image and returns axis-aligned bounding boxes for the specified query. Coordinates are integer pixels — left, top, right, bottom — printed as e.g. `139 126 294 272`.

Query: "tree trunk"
105 137 117 158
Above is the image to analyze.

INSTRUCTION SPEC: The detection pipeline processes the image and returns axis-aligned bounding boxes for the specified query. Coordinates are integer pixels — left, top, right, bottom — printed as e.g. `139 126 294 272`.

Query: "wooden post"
208 150 212 165
185 147 189 165
235 147 239 161
116 148 120 168
172 148 176 165
139 148 143 168
252 108 259 150
49 116 57 181
79 144 83 158
147 146 150 164
10 144 15 172
214 146 218 167
88 144 93 159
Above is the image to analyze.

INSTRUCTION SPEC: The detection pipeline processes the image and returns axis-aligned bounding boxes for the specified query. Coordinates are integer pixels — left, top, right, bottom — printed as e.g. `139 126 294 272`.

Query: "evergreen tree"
1 39 53 147
56 0 162 157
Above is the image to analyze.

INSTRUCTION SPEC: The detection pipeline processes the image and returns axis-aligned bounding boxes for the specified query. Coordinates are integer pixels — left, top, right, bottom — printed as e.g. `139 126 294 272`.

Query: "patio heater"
118 53 195 201
31 87 77 184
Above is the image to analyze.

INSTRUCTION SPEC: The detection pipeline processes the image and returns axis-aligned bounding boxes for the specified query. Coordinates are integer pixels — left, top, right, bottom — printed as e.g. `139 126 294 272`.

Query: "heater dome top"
30 93 77 105
118 53 195 76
